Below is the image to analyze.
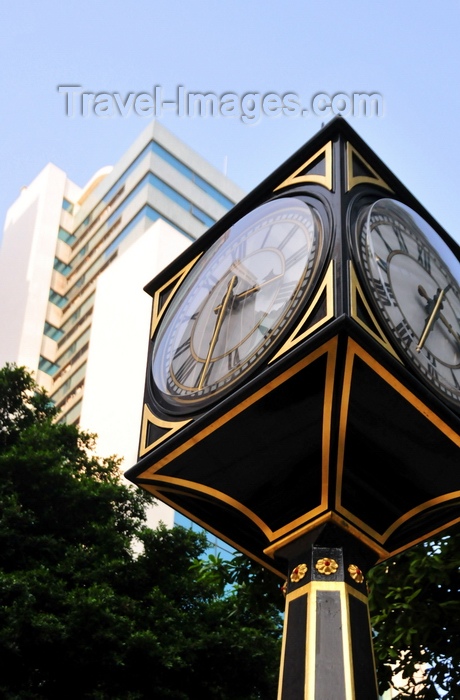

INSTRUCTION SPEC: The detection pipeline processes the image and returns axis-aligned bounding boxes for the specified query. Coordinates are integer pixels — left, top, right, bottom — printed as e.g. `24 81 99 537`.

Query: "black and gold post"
278 546 378 700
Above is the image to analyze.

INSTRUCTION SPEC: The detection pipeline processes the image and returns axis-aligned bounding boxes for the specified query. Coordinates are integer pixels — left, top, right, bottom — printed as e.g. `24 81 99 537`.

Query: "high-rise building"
0 121 244 526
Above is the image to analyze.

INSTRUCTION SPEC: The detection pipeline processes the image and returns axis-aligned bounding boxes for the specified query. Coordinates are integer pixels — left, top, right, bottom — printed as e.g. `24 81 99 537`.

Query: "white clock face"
151 197 326 413
356 199 460 408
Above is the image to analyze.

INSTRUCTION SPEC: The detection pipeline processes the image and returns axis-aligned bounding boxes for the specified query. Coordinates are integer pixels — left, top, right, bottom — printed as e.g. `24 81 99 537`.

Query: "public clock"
354 198 460 408
151 197 328 414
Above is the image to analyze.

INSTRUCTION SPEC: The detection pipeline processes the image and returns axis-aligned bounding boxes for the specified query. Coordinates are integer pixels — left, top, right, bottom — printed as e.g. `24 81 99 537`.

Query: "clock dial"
355 198 460 408
151 197 326 413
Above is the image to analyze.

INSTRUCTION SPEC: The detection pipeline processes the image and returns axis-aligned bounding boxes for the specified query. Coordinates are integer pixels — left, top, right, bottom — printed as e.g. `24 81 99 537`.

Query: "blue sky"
1 0 460 245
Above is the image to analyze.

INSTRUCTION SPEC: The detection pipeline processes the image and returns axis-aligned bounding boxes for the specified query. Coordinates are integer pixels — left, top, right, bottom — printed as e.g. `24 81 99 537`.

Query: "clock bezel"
349 194 460 411
148 193 334 417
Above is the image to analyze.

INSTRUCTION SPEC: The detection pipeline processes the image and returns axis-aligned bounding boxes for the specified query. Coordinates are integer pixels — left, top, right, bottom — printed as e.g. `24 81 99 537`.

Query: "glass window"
44 322 65 342
54 258 73 276
152 143 235 210
62 198 74 214
49 290 68 308
58 227 76 245
71 140 235 242
38 356 60 376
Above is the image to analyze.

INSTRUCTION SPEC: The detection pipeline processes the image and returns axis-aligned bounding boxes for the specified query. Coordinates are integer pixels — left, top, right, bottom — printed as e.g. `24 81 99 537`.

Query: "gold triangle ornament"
346 143 393 193
150 255 201 339
349 264 399 358
139 403 192 457
270 261 335 362
273 142 333 192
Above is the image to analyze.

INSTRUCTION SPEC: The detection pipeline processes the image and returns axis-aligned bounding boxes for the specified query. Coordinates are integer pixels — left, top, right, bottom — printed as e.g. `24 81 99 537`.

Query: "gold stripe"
270 261 335 363
286 580 369 605
136 339 338 544
384 513 460 559
305 585 316 700
138 482 285 578
340 585 356 700
349 263 399 359
139 404 192 456
150 254 201 339
273 142 333 192
277 589 293 700
346 143 393 193
336 339 460 548
264 510 389 562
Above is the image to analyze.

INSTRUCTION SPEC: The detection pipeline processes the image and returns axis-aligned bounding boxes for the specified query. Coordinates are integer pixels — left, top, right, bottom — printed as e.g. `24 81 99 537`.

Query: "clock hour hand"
417 284 460 347
198 275 238 389
214 271 283 312
416 285 451 352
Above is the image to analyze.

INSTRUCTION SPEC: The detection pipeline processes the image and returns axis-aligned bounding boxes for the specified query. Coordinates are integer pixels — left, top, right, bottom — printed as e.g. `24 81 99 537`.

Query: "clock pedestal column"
278 545 378 700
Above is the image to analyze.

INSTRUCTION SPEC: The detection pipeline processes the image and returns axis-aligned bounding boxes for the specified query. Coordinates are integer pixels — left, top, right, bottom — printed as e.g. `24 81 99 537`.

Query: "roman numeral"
276 281 297 305
285 244 309 270
278 224 299 251
374 225 394 254
372 278 395 307
417 245 431 273
227 347 241 371
174 355 196 384
232 238 247 262
395 319 415 348
426 351 439 382
260 224 273 248
393 227 408 253
173 338 191 360
376 256 388 274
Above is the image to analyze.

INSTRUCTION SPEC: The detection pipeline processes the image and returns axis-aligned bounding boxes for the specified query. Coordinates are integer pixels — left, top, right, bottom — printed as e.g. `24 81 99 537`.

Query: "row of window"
39 355 60 376
72 140 234 241
106 170 216 231
54 257 72 276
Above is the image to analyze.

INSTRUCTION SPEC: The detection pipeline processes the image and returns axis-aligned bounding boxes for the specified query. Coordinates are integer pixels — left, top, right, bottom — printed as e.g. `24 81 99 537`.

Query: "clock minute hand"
416 285 450 352
198 275 238 389
417 285 460 347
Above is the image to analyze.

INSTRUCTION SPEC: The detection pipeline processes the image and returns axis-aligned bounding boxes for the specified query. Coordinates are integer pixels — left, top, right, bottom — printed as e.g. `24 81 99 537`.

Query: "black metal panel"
341 353 460 550
280 594 308 700
349 594 378 700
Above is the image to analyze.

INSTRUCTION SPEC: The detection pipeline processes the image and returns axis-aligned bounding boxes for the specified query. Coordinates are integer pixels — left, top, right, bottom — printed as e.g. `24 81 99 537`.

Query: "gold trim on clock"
150 254 202 339
270 261 335 363
335 339 460 553
263 512 389 562
349 263 399 359
346 143 393 193
139 404 192 457
136 339 338 546
273 142 333 192
138 482 284 579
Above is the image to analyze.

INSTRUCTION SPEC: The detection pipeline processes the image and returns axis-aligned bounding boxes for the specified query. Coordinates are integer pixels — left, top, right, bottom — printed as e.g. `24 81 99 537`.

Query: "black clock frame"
126 117 460 577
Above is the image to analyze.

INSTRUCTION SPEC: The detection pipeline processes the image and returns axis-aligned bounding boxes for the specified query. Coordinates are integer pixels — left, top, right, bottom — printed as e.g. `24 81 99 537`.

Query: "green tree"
368 531 460 699
198 524 460 699
0 364 282 699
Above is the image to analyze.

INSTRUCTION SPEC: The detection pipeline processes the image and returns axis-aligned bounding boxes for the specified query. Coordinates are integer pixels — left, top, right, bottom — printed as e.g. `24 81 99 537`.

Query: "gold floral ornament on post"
315 557 339 575
290 563 308 583
347 564 364 584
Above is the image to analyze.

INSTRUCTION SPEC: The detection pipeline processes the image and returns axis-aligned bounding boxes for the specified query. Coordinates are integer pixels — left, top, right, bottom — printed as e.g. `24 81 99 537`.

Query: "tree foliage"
368 531 460 699
2 363 459 699
0 364 282 699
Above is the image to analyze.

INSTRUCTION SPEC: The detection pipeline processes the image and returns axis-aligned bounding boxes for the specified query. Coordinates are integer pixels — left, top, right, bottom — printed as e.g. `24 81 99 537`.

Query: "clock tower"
126 118 460 699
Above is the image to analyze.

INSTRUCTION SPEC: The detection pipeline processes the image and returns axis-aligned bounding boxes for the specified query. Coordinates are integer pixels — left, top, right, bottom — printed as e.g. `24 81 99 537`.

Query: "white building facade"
0 121 244 525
